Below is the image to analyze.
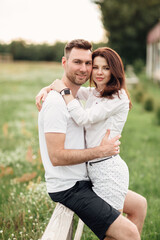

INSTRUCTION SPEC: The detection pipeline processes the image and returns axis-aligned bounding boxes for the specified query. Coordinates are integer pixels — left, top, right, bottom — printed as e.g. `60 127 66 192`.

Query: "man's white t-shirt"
38 91 89 193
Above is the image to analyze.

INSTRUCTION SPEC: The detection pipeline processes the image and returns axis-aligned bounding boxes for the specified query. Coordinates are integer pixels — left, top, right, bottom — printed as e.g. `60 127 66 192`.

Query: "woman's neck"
96 85 105 92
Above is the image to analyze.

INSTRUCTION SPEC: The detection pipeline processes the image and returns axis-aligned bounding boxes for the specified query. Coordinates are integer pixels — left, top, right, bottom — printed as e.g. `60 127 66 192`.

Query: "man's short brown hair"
64 39 92 59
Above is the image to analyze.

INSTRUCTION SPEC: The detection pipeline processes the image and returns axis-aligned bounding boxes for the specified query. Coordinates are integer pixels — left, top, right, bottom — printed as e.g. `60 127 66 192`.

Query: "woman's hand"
35 80 67 111
50 79 67 93
35 86 50 111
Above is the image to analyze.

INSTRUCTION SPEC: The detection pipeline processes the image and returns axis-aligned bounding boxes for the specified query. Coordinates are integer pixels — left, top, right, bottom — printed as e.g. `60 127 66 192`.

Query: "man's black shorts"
49 181 120 240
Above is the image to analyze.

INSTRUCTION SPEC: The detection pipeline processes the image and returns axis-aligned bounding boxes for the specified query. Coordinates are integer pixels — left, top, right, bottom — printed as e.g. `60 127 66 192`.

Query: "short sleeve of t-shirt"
43 91 69 134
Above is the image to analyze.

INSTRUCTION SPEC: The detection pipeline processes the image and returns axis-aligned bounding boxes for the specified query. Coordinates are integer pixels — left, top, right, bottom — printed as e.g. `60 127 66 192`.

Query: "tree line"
0 41 66 62
0 40 107 62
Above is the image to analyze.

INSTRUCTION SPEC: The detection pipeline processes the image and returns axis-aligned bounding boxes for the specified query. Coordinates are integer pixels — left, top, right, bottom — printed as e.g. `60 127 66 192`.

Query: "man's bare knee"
106 215 140 240
128 224 141 240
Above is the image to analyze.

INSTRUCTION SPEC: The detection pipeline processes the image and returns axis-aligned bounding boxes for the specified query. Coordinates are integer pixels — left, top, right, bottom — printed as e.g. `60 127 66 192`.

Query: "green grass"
0 62 160 240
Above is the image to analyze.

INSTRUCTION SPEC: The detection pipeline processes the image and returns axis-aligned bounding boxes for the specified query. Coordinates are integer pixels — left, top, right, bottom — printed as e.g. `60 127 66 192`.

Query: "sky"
0 0 106 44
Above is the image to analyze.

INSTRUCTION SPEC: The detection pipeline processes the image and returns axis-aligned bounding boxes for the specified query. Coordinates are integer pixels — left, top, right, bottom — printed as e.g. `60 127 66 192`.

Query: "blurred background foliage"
93 0 160 66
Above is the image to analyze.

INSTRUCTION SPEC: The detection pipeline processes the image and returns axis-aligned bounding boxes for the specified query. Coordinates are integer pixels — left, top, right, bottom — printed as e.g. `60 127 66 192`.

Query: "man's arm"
45 131 120 166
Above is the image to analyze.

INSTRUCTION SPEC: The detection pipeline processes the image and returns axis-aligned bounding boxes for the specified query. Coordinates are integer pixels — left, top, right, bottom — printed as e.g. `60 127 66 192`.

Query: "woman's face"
92 56 111 90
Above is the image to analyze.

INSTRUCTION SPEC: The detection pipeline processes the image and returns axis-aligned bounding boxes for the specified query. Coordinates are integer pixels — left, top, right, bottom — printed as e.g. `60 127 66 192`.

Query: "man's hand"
100 129 121 157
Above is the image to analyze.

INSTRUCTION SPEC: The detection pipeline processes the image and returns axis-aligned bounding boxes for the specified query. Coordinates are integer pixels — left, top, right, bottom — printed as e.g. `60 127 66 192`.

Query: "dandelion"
28 209 31 213
11 233 14 237
29 216 33 219
0 230 3 233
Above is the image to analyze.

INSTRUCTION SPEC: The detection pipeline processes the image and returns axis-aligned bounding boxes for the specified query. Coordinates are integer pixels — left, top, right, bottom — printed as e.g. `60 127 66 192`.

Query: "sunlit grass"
0 62 160 240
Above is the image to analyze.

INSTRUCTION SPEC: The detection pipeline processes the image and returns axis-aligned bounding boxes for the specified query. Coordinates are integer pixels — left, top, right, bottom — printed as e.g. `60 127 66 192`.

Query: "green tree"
92 0 160 65
9 40 28 60
7 41 66 61
51 41 66 62
0 43 10 53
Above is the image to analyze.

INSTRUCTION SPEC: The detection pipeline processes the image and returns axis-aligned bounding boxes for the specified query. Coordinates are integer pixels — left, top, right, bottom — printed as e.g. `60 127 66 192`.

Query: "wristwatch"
60 88 72 96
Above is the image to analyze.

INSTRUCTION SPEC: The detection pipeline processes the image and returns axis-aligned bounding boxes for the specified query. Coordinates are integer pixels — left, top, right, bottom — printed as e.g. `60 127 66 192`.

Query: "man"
38 39 142 240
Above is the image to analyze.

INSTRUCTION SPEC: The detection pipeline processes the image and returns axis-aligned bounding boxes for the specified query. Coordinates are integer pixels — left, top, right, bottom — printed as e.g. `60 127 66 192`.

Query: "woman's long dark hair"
90 47 132 109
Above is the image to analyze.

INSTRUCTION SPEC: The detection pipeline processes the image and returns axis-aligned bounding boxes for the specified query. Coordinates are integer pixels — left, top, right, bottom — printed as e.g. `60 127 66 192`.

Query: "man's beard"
66 72 88 86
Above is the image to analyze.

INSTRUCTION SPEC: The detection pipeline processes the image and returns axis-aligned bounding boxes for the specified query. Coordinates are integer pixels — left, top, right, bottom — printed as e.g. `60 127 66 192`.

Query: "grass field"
0 61 160 240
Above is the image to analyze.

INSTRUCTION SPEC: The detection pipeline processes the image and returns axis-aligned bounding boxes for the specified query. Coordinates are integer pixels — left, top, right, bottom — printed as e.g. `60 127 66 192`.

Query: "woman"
37 47 131 213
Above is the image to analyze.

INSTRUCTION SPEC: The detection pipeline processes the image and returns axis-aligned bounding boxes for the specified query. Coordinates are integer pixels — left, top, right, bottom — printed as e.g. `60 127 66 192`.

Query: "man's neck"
61 76 80 97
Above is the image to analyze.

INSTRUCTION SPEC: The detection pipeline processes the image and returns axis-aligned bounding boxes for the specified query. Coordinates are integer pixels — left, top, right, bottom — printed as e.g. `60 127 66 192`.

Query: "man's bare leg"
123 190 147 234
105 214 140 240
104 210 123 240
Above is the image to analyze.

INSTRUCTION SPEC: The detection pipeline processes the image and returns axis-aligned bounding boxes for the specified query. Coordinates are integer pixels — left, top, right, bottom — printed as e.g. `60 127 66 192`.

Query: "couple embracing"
36 39 147 240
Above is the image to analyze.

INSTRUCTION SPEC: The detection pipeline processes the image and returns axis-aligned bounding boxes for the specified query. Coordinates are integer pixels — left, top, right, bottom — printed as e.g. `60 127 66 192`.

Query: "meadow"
0 61 160 240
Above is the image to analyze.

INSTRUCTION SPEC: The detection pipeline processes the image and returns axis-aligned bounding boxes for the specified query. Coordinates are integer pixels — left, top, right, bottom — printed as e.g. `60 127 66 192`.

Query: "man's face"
64 48 92 86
